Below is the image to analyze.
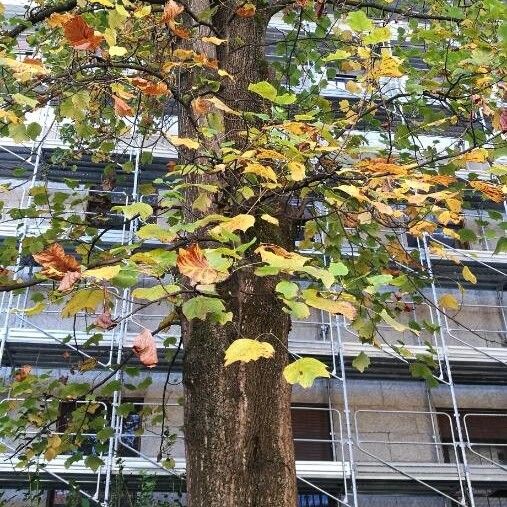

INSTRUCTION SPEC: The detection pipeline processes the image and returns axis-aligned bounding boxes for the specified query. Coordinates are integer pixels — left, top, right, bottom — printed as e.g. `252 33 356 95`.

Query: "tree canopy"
0 0 505 503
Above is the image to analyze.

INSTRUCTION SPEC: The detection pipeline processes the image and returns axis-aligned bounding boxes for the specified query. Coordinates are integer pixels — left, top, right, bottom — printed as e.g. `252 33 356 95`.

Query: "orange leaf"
33 243 81 280
58 270 81 292
162 0 184 23
63 15 104 51
132 328 158 368
113 94 133 116
177 244 228 285
131 77 169 97
47 12 73 28
236 3 256 17
14 365 32 382
469 180 505 204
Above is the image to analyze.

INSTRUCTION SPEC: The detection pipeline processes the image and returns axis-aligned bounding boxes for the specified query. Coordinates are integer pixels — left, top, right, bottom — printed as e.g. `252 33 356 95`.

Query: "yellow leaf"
244 163 277 182
304 289 357 319
337 185 368 201
462 266 477 284
202 36 227 45
439 293 460 311
134 4 152 17
44 447 58 462
458 148 488 164
204 96 239 116
210 214 255 235
167 135 199 150
283 357 330 388
218 68 234 80
109 45 128 56
345 80 362 94
371 52 404 78
116 3 130 16
61 289 104 318
12 301 46 316
224 338 274 366
380 309 409 332
83 265 121 280
255 244 309 271
92 0 114 6
260 214 279 226
288 161 305 181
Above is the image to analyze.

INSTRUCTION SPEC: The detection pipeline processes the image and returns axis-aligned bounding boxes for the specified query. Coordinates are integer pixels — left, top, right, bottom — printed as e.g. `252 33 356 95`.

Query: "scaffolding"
0 104 504 507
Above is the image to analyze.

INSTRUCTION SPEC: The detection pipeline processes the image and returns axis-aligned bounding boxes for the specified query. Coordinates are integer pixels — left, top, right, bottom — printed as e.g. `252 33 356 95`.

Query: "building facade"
0 2 506 506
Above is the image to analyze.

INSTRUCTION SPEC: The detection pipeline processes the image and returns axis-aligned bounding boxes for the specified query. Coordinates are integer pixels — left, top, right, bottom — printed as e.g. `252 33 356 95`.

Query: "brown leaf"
168 22 191 39
162 0 184 23
14 365 31 382
177 243 228 285
236 3 256 17
113 94 133 116
58 270 81 292
63 15 104 51
33 243 81 280
94 310 115 330
500 108 507 133
78 357 98 372
191 96 212 115
132 77 169 97
132 328 158 368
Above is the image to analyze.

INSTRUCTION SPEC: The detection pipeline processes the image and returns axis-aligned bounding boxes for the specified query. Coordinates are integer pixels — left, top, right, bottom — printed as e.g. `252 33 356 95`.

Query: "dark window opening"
437 409 507 463
291 405 333 461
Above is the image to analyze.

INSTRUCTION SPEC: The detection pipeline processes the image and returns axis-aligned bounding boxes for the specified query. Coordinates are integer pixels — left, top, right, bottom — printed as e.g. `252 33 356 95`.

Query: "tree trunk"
181 270 297 507
179 6 298 507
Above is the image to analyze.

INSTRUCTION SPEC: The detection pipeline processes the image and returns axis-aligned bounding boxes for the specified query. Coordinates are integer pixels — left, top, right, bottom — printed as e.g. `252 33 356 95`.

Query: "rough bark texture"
179 5 298 507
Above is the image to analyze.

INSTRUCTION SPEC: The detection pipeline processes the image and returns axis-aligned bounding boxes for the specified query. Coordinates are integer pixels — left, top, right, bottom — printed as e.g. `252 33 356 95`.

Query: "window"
291 405 333 461
437 409 507 463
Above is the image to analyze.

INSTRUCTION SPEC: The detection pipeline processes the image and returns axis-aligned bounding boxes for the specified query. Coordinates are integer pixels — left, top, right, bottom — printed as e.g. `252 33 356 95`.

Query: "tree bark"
179 6 298 507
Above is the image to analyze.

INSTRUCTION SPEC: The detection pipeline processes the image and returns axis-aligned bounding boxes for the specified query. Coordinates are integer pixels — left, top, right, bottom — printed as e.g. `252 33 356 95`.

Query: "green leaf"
137 224 176 243
273 93 297 105
99 380 122 396
282 300 310 319
323 49 351 62
352 351 370 373
131 284 180 301
346 10 373 32
494 237 507 255
97 427 115 442
283 357 330 388
112 202 153 221
224 338 274 366
117 402 135 417
182 296 232 324
363 26 391 45
84 455 104 472
276 280 299 299
248 81 277 101
12 93 38 108
8 123 28 143
328 261 348 276
26 122 42 140
61 289 104 318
